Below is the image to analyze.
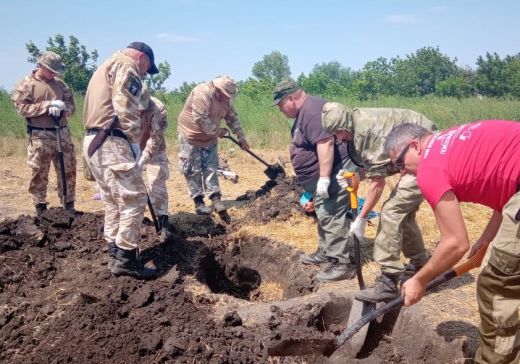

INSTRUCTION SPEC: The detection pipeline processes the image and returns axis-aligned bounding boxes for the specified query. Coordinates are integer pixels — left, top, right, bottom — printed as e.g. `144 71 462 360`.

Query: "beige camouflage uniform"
139 96 169 216
11 67 76 207
177 77 245 199
83 51 149 250
323 104 437 275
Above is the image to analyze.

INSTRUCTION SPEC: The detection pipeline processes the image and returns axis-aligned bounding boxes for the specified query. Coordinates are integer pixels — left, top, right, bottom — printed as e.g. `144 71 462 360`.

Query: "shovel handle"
336 243 488 347
223 130 271 168
343 172 359 210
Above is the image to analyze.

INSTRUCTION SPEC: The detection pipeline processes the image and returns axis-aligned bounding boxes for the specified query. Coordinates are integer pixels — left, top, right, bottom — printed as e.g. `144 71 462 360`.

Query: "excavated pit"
0 176 478 363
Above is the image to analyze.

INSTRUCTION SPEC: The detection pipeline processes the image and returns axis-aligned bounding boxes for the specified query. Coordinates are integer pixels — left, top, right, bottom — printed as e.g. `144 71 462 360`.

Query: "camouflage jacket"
83 51 148 144
140 96 167 163
177 82 244 147
11 70 75 128
350 108 437 178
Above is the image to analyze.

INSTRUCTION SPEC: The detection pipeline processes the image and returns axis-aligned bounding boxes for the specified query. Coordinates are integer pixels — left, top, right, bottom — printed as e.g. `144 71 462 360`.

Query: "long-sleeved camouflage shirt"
83 51 147 144
11 69 75 128
177 81 244 147
139 96 167 163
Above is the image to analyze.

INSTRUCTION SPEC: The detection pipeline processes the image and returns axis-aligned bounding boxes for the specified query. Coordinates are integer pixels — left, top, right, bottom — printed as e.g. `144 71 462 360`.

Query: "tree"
252 51 291 82
26 34 98 93
298 61 358 97
145 61 171 94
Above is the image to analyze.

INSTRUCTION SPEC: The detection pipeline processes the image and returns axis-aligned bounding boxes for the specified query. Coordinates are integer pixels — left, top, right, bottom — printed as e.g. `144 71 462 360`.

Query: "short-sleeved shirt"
417 120 520 211
290 95 349 185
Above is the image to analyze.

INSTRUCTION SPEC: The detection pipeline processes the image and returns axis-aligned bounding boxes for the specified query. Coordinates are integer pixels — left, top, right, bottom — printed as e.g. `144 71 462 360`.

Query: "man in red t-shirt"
384 120 520 364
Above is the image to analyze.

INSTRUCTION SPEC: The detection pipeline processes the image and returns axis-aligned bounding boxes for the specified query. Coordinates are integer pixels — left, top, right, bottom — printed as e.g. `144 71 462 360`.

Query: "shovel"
268 243 488 357
52 114 68 209
222 129 285 180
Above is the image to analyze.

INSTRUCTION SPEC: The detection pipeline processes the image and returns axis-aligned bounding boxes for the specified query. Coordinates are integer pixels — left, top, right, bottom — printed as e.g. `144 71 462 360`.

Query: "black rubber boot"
355 273 401 303
194 196 213 215
299 249 330 265
107 241 117 270
65 201 76 213
111 247 158 280
35 203 47 216
315 261 356 282
209 193 226 213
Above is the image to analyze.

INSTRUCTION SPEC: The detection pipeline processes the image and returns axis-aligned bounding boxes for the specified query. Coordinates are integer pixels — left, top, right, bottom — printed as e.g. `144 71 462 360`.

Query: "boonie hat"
272 79 300 106
38 51 66 74
212 76 237 98
127 41 159 75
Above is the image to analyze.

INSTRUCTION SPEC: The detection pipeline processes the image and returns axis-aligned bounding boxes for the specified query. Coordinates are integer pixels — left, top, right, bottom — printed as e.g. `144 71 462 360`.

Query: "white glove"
50 100 66 111
349 216 367 240
48 106 61 117
315 177 330 199
130 143 141 160
335 169 348 189
136 156 146 170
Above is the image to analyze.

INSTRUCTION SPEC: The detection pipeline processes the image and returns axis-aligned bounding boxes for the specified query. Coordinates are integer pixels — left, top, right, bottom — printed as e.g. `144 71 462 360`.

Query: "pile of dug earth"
1 176 475 363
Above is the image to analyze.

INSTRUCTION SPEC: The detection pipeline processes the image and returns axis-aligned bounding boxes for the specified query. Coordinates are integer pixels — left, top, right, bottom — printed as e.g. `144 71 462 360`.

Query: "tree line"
18 34 520 101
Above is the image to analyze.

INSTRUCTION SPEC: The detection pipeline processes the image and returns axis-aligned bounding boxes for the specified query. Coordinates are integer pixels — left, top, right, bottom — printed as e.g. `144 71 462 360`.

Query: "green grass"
2 90 520 157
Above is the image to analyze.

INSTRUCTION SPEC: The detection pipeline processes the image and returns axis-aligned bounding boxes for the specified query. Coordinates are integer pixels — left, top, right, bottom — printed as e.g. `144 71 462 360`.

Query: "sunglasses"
394 144 411 169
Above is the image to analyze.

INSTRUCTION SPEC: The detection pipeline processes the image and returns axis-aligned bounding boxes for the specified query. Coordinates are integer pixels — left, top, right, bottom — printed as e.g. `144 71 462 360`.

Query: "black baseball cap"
127 41 159 75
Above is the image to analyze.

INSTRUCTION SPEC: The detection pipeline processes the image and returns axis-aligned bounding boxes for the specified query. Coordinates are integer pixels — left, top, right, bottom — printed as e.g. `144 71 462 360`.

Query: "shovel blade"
343 299 375 355
264 164 286 180
268 338 336 357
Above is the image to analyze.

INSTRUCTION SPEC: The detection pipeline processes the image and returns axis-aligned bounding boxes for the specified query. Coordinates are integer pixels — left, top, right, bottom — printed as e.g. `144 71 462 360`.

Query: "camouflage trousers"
143 151 169 216
83 135 147 251
27 128 76 205
178 134 220 199
475 190 520 364
373 174 428 275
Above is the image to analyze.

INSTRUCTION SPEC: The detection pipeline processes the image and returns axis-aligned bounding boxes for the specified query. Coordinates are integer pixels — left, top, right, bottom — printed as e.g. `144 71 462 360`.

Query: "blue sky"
1 0 519 91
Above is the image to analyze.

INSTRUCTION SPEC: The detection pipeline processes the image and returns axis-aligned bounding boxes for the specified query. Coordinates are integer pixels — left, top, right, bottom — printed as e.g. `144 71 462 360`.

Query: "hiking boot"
107 241 117 270
316 262 356 282
111 247 158 280
355 273 401 303
193 196 213 215
158 215 175 241
400 259 428 284
299 249 330 265
65 201 76 214
35 203 47 216
210 193 227 213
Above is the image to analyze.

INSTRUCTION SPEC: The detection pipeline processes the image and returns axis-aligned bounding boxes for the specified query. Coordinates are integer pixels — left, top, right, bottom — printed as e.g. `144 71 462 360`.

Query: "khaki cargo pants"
374 174 428 275
475 190 520 364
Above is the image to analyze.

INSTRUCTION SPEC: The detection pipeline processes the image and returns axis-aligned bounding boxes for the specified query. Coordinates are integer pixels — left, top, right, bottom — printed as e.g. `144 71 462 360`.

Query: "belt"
27 125 67 133
86 128 127 139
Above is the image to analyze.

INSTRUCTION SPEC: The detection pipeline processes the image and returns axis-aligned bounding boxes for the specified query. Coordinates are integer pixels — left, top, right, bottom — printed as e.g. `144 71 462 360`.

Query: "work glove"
335 169 349 190
50 100 66 111
130 143 141 161
349 216 367 241
48 106 61 118
315 177 330 199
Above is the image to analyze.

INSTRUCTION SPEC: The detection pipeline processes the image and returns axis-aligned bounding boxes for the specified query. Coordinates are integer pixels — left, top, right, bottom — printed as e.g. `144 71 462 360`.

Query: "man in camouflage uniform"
177 75 250 215
11 51 76 215
83 42 158 279
137 90 174 240
322 102 437 301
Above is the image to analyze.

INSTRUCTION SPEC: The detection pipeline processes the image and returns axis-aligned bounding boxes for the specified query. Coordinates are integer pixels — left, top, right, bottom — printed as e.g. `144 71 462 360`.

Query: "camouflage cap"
212 75 237 98
38 51 65 74
322 102 354 134
272 79 300 106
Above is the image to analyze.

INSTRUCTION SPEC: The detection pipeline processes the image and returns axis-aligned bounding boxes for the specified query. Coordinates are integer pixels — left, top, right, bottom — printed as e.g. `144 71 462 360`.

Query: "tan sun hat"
38 51 66 74
212 75 237 98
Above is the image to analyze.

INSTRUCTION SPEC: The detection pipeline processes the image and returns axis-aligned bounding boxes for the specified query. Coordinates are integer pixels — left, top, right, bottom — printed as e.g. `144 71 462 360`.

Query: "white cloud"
384 14 421 24
155 33 197 43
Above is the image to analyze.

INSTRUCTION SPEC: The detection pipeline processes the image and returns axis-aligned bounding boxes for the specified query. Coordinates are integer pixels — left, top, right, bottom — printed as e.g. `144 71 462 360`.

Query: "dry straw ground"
0 145 492 355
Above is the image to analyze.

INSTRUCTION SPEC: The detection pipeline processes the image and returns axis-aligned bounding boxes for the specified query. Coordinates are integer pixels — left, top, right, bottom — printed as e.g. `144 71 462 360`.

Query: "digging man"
384 121 520 364
83 41 159 279
11 51 77 215
177 75 250 215
273 79 359 282
322 102 437 301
